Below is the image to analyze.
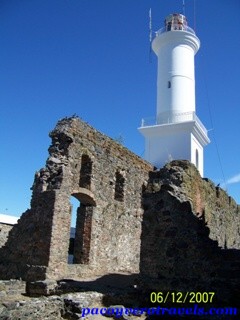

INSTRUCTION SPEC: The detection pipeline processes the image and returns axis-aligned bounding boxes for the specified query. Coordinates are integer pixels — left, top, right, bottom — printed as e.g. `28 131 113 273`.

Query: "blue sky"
0 0 240 218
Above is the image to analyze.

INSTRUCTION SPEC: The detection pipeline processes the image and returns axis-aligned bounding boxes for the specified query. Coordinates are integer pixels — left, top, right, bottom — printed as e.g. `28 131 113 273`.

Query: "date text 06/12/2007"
150 291 215 304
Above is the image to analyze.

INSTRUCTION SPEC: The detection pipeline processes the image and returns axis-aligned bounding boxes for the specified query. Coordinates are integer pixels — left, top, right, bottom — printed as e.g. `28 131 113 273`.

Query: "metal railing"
156 25 196 36
140 111 208 135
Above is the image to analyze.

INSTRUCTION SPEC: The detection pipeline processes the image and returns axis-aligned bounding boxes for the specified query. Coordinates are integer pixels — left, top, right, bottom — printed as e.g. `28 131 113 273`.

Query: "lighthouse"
139 13 210 176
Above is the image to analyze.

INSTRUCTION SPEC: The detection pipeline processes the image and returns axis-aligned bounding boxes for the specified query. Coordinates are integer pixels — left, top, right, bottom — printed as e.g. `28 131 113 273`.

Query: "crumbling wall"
203 180 240 249
0 115 239 302
140 160 240 306
166 160 240 249
0 117 152 281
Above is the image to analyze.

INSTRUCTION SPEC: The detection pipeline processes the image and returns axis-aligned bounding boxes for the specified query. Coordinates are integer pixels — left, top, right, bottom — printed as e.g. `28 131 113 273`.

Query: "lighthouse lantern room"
139 13 210 176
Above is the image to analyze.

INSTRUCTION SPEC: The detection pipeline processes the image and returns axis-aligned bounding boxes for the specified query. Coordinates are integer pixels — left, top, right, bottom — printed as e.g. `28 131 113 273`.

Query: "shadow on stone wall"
139 165 240 308
0 150 239 315
25 162 240 313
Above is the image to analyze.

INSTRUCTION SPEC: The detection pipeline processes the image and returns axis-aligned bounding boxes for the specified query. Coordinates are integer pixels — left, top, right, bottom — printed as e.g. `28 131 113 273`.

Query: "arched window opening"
114 171 125 202
196 149 199 170
79 154 92 190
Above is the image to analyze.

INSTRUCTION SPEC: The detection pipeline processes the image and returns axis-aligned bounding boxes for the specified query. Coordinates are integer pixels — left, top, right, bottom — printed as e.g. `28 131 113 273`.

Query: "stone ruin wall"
0 117 239 304
140 160 240 306
156 160 240 249
0 117 153 281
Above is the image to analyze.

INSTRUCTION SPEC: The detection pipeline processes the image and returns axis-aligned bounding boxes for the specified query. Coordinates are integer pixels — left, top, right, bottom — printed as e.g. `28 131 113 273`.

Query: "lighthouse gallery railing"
156 25 196 36
140 111 208 136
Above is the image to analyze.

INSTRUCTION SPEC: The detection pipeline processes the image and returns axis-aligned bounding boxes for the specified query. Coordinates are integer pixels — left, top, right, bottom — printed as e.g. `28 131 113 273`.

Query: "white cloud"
226 173 240 185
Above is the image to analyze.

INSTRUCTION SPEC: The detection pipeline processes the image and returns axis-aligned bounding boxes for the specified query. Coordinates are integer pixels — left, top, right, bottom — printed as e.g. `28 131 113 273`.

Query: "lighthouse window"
168 81 171 88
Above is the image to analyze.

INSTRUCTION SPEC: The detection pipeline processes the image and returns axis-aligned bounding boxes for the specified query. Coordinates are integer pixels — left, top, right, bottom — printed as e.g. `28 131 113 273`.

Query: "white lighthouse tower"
139 13 210 176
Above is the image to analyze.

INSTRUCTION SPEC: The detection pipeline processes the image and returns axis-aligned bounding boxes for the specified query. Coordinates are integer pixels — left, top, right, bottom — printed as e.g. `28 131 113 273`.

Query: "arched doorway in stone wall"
68 188 96 265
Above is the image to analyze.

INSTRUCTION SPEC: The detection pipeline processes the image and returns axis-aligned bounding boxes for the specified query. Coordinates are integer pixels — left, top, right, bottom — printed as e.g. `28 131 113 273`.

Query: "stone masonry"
140 160 240 306
0 117 239 309
0 117 153 281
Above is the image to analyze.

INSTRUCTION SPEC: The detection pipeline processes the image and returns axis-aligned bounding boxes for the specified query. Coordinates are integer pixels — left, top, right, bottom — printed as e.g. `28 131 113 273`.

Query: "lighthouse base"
138 120 210 177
